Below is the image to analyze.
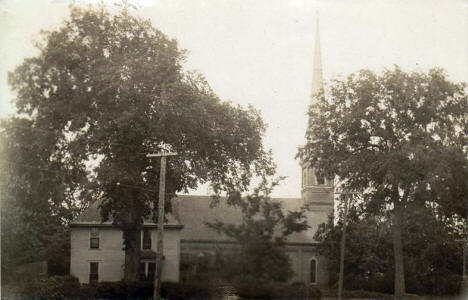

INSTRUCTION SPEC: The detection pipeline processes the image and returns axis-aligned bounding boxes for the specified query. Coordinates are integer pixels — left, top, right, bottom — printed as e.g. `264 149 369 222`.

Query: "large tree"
8 5 272 281
299 67 467 297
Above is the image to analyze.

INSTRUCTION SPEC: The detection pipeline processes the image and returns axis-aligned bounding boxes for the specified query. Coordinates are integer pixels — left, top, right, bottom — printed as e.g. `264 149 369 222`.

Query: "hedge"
8 275 322 300
234 281 321 300
321 288 424 299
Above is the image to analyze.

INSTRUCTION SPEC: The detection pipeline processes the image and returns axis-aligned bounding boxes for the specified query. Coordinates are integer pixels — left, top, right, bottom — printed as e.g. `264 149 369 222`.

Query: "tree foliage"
300 67 467 215
0 118 94 279
206 178 309 283
6 4 272 281
315 200 464 295
299 67 468 296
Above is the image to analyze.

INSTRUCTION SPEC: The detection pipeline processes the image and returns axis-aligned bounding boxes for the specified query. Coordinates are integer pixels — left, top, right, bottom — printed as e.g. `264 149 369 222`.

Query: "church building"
69 17 333 287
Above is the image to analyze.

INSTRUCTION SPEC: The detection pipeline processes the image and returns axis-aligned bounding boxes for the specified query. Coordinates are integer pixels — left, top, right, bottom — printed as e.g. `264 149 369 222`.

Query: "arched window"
316 173 325 185
310 258 317 284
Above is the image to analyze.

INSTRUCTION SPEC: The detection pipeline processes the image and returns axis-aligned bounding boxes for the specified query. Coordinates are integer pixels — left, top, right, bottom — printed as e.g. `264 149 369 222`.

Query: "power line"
0 158 87 180
3 123 159 156
0 158 156 194
116 182 156 194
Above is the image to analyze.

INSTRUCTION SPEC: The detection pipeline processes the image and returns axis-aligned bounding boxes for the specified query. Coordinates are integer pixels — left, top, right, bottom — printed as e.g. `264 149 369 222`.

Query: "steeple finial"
310 9 324 106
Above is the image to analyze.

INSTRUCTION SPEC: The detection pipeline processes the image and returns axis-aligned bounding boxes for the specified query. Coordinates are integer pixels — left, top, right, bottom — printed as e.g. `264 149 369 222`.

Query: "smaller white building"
70 201 183 284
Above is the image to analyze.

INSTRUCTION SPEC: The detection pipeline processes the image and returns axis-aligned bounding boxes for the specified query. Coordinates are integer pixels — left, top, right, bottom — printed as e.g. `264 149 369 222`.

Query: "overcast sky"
1 0 467 198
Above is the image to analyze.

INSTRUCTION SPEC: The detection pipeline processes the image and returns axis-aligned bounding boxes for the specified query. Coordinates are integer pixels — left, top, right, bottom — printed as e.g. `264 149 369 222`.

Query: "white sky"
1 0 467 198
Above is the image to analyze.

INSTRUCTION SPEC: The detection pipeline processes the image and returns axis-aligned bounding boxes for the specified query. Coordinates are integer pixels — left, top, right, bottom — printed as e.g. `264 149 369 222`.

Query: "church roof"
71 195 318 244
173 195 317 244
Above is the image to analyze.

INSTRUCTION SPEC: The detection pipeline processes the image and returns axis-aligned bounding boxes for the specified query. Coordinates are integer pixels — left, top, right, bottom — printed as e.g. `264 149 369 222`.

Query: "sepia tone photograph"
0 0 467 299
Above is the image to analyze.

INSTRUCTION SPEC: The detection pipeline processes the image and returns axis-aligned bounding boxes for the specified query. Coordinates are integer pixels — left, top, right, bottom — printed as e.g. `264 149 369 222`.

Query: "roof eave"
69 222 184 230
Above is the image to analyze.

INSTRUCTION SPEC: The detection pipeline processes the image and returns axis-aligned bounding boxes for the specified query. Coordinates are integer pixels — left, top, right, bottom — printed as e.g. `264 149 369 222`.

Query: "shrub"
321 288 424 300
81 281 153 299
343 273 394 294
426 273 462 296
16 277 153 300
19 275 81 300
234 281 321 300
11 277 322 300
161 282 212 299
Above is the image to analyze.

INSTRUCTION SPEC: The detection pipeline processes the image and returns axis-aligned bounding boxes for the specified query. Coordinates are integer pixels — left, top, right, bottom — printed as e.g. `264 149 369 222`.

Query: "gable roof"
72 197 179 225
73 198 105 223
71 195 317 244
171 195 242 242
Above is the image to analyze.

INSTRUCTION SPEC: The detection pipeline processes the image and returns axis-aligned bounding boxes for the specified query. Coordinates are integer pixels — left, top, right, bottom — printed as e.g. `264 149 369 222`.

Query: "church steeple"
301 11 334 212
310 12 323 106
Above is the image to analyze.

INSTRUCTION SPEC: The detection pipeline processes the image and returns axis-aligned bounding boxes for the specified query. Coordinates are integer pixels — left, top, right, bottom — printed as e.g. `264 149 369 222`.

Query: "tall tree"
0 118 93 278
299 67 467 297
7 5 272 281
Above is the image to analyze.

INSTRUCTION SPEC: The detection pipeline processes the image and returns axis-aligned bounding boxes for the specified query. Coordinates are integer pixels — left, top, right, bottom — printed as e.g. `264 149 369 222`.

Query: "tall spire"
310 10 323 106
300 8 333 231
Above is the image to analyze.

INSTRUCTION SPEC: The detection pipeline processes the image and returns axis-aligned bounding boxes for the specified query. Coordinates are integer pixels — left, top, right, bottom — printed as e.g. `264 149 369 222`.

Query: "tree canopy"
5 4 273 281
299 66 468 297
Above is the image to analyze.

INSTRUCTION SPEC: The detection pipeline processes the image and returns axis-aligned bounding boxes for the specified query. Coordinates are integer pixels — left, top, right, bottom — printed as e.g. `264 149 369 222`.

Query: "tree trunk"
392 200 406 299
123 227 141 282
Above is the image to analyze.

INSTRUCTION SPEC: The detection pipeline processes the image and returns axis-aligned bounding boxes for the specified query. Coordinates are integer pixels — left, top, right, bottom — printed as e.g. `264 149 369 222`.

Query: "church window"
310 258 317 284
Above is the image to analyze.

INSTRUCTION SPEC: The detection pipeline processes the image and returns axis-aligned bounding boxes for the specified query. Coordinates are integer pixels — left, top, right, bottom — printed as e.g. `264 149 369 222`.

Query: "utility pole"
457 226 468 281
147 151 177 300
464 241 467 281
336 189 360 300
337 192 349 300
465 203 468 281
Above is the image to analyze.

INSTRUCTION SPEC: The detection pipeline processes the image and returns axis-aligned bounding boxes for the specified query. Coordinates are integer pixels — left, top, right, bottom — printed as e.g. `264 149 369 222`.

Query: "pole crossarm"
147 152 178 158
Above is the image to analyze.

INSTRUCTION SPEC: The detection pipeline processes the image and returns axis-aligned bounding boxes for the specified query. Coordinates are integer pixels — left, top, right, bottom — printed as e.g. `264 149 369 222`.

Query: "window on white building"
89 262 99 283
140 261 156 281
148 262 156 279
143 228 151 250
90 228 99 249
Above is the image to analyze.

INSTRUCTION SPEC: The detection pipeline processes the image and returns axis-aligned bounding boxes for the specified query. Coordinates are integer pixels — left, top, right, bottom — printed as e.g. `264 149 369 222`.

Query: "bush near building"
6 275 322 300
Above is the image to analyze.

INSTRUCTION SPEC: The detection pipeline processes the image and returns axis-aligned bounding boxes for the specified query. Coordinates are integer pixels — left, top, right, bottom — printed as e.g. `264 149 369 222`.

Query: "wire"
0 158 156 194
115 182 156 194
2 123 158 157
0 158 86 179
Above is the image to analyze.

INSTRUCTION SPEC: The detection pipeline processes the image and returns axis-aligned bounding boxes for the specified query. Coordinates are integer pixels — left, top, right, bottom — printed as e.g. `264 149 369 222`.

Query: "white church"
69 17 333 287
